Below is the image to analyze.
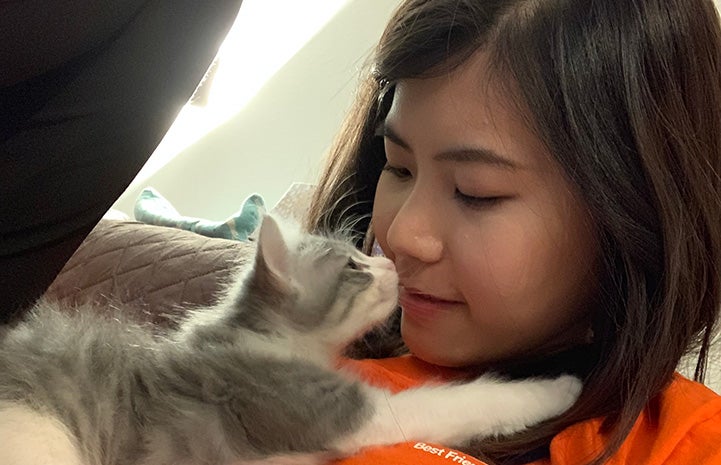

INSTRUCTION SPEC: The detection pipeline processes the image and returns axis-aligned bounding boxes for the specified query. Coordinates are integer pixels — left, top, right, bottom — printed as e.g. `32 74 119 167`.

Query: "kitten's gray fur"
0 215 581 465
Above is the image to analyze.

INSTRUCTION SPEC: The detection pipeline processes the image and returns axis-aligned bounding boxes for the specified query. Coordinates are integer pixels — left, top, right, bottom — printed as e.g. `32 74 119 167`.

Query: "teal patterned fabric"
134 187 264 241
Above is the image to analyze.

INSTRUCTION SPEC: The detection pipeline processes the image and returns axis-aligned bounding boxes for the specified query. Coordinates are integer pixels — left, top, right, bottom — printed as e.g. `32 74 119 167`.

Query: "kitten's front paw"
472 374 583 438
543 374 582 415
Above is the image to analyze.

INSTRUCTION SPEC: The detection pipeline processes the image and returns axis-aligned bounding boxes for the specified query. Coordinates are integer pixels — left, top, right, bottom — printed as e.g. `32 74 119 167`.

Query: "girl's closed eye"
454 189 509 209
382 163 412 180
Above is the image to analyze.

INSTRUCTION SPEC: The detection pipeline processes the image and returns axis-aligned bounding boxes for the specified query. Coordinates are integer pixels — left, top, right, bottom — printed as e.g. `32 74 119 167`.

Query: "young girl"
307 0 721 463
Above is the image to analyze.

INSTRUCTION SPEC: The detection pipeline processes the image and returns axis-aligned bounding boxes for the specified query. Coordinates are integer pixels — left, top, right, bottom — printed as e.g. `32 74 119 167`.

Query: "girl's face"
372 52 599 367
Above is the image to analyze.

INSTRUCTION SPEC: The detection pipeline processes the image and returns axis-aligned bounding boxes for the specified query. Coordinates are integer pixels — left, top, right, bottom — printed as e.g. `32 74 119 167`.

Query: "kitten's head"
234 214 398 350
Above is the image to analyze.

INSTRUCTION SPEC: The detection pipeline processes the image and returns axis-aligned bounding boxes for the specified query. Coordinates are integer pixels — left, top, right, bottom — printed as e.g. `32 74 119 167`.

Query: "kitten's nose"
370 256 396 271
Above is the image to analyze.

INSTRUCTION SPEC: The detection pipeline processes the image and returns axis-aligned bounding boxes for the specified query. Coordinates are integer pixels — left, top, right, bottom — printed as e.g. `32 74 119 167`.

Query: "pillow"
44 220 255 328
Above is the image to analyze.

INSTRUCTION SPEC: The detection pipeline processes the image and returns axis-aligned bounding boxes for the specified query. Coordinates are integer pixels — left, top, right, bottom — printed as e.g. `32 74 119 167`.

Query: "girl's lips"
398 288 461 322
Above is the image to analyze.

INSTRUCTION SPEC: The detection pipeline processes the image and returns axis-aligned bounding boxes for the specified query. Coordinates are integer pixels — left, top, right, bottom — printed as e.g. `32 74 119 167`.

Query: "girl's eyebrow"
376 121 520 170
375 121 411 150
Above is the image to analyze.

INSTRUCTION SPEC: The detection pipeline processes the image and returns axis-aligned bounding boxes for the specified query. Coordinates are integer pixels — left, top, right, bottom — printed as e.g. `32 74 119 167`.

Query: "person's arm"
0 0 243 322
0 0 149 87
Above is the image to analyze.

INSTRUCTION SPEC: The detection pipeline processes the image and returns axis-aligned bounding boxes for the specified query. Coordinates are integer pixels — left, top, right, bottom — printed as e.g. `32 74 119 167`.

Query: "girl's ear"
255 214 290 278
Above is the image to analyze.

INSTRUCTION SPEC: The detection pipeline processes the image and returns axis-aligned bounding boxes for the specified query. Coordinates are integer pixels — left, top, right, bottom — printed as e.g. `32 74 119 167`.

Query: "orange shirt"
335 356 721 465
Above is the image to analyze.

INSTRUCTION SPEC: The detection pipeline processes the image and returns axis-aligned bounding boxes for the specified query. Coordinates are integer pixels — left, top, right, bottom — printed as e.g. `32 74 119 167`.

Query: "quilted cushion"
45 220 255 327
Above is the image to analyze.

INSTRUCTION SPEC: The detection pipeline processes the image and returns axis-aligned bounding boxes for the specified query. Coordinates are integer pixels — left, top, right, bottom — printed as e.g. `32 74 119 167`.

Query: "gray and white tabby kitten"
0 215 581 465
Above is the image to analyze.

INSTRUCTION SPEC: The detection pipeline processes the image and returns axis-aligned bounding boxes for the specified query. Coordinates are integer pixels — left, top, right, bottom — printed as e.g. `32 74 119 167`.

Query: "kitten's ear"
256 214 290 278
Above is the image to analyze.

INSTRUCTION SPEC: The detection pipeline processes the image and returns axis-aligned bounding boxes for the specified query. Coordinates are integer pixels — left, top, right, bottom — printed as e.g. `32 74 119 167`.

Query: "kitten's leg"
0 402 85 465
333 374 581 454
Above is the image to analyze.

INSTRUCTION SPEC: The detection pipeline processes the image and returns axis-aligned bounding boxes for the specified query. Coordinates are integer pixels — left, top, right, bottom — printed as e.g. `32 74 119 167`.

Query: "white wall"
113 0 401 220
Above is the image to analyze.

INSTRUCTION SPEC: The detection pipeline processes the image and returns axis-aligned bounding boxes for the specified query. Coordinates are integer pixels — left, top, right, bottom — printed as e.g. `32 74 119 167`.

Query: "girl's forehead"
385 52 551 172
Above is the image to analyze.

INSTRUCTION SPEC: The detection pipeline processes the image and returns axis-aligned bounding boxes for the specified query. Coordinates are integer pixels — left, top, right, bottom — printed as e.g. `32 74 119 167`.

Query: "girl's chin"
400 315 539 370
400 316 484 368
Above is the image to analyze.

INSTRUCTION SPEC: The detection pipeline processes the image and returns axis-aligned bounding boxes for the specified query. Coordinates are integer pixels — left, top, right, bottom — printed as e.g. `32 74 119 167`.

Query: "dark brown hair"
307 1 721 463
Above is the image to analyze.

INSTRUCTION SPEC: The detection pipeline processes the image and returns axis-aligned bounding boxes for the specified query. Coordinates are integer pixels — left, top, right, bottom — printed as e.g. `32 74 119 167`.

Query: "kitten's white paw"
510 374 582 426
463 374 583 438
548 374 583 412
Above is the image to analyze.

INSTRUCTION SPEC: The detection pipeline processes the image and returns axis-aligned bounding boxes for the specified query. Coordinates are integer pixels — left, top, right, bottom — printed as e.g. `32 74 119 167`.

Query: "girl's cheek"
459 222 539 299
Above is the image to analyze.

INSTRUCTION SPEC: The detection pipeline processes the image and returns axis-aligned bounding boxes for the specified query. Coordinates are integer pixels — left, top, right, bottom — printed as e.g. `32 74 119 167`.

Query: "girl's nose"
385 194 443 264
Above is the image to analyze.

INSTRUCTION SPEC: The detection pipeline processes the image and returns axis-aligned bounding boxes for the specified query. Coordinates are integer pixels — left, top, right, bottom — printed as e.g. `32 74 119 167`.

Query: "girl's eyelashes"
454 189 506 209
382 163 412 179
382 160 508 209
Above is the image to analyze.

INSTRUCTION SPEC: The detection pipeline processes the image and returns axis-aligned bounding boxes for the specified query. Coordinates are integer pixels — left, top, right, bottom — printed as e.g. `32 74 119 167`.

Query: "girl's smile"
398 286 463 325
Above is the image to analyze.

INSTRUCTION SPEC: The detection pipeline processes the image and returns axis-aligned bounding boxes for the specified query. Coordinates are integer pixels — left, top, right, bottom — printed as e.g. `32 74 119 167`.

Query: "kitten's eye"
347 258 360 270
